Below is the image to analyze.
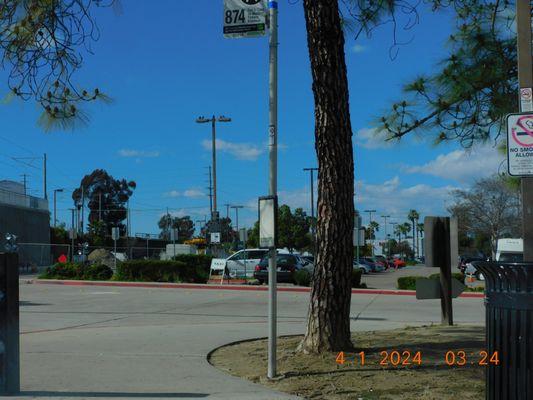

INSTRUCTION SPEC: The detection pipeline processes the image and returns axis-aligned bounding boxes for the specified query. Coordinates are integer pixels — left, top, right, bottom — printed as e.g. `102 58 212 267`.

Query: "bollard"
473 261 533 400
0 252 20 395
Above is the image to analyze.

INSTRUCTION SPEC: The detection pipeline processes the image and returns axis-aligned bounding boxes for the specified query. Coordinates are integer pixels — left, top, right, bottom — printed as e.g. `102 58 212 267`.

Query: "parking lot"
15 280 485 400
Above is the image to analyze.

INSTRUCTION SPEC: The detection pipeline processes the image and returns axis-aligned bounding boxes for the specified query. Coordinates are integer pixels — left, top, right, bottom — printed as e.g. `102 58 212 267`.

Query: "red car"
393 258 406 269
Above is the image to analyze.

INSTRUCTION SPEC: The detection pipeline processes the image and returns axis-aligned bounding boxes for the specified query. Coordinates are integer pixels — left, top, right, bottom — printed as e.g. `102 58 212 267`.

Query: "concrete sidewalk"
14 281 485 399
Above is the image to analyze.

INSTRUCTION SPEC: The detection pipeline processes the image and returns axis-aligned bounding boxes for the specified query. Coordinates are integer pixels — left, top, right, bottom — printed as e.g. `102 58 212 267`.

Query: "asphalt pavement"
14 281 485 400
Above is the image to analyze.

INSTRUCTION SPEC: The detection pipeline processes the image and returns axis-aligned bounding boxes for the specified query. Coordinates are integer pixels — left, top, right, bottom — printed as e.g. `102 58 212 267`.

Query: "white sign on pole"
507 113 533 176
520 88 533 112
223 0 267 39
239 228 248 243
259 196 276 248
353 228 365 247
111 227 120 241
210 232 221 244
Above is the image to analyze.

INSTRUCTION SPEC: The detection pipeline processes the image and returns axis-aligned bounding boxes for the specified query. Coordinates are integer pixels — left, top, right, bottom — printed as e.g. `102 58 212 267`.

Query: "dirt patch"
209 325 486 399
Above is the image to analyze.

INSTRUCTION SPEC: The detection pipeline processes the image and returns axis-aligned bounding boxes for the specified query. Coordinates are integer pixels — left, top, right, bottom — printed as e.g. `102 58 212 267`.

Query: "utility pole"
21 174 28 195
381 215 390 256
70 208 75 262
224 203 231 219
53 188 64 227
267 0 279 380
43 153 47 200
207 166 213 216
230 205 244 233
364 209 377 256
303 167 318 255
196 115 231 217
516 0 533 262
127 200 131 260
79 186 85 234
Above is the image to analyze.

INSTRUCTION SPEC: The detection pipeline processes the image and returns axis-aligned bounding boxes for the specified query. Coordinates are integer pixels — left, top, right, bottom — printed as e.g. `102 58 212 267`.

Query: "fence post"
0 252 20 395
473 261 533 399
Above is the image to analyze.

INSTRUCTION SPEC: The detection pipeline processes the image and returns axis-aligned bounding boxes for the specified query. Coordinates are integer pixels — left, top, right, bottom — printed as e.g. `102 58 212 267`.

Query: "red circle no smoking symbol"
512 115 533 147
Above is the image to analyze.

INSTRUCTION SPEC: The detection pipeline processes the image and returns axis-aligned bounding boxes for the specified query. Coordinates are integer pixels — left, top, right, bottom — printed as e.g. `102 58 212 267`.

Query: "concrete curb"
29 279 485 298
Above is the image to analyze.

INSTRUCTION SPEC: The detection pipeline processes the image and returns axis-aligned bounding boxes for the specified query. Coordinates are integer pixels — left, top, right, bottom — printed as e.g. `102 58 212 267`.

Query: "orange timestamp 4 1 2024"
335 350 500 367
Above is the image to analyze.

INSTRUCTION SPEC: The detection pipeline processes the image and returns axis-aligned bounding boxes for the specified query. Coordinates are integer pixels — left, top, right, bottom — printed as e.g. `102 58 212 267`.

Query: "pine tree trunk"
298 0 354 354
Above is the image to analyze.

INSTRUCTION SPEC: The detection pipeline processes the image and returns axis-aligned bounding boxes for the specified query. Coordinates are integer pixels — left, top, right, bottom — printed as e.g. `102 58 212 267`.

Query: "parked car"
253 253 311 284
354 261 372 274
223 248 269 278
496 238 523 262
464 261 485 280
358 257 385 273
458 256 485 274
374 255 394 269
362 257 386 271
392 258 406 269
301 255 315 265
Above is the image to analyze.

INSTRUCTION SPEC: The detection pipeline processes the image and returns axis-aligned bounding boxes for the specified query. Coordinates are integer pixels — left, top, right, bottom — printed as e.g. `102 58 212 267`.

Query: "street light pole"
53 188 64 227
267 0 279 380
303 167 318 255
364 209 377 256
381 215 390 256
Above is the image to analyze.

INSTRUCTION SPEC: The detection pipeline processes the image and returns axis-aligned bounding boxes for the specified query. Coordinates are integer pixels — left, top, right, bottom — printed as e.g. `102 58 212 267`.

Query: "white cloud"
351 44 366 53
166 190 181 198
162 208 211 219
403 144 504 183
202 139 263 161
355 176 457 218
118 149 160 158
355 127 394 150
184 189 204 198
164 188 204 198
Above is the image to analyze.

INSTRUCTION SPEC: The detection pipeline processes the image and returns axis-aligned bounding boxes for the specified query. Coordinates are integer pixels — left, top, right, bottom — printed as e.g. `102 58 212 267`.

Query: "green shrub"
352 268 363 288
172 254 213 270
428 272 465 284
115 260 209 283
294 269 312 287
397 276 419 290
398 272 467 290
39 262 84 279
405 260 418 266
465 286 485 292
83 264 113 280
39 262 112 281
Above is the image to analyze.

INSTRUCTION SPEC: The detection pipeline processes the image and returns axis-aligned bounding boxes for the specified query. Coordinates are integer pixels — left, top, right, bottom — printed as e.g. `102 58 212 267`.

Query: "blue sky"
0 1 504 239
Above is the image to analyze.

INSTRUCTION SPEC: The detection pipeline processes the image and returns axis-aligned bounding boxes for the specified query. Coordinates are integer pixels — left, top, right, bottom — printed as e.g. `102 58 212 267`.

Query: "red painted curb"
30 279 485 298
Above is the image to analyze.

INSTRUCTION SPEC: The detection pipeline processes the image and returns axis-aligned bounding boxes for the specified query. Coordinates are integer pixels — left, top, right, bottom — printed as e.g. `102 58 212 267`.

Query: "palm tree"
393 224 402 243
407 210 420 258
399 222 412 258
368 221 380 240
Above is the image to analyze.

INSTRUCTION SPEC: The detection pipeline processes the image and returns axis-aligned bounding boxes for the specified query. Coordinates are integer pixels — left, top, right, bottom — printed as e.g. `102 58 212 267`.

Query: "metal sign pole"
267 0 278 380
516 0 533 262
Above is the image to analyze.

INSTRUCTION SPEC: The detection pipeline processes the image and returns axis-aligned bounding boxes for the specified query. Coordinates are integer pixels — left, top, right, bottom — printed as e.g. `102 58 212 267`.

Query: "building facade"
0 181 50 266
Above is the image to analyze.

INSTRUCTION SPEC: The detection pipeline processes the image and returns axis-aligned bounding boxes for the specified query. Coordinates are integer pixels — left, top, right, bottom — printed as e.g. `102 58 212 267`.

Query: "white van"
210 248 269 278
496 238 523 262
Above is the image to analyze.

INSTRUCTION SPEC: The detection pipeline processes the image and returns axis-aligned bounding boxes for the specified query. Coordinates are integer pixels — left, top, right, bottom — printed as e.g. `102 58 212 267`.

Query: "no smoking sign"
507 113 533 176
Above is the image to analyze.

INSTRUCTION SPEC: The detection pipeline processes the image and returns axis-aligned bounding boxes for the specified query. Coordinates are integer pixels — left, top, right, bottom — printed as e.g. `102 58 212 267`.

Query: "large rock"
88 248 115 268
